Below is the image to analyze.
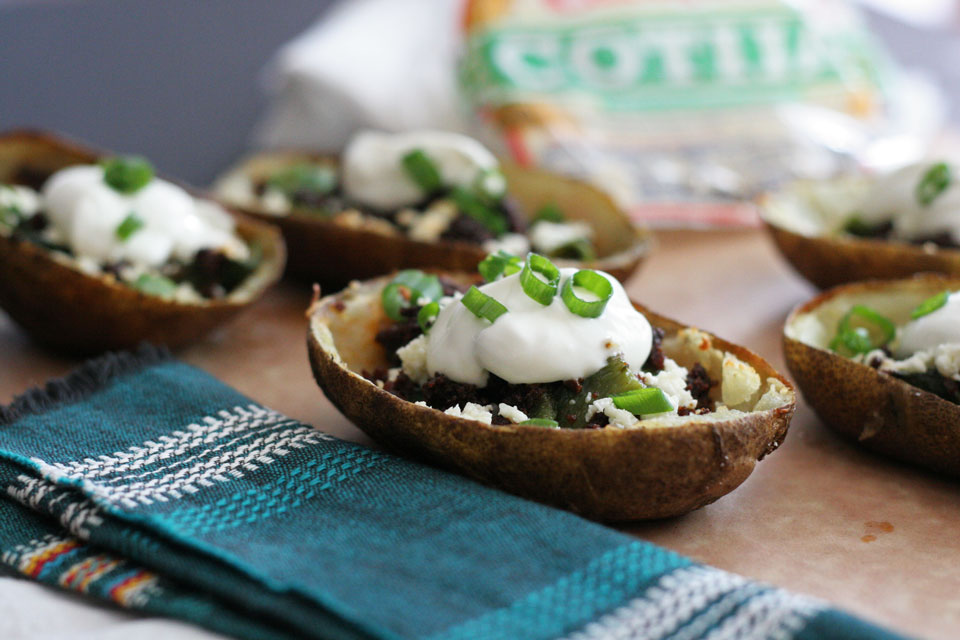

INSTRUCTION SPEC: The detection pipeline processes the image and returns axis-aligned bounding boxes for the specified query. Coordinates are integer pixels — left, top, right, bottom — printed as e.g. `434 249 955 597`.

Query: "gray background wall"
1 1 957 188
0 0 336 185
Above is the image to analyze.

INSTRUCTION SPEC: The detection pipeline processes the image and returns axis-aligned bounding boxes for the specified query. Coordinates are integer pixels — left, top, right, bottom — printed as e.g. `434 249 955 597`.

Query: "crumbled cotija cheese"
721 352 761 408
639 358 696 411
497 403 528 423
444 403 494 424
397 335 429 384
585 397 638 429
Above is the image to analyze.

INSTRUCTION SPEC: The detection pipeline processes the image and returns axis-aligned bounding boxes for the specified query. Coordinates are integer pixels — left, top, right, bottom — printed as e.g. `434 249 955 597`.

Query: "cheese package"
458 0 941 225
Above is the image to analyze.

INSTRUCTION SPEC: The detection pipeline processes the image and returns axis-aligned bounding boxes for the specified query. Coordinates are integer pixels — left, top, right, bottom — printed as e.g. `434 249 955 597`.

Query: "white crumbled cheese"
260 188 290 215
862 343 960 381
639 357 696 411
386 368 401 382
75 256 101 276
497 403 528 424
397 335 430 384
414 400 429 407
0 184 41 218
585 397 639 429
721 352 761 408
482 232 530 256
406 200 458 243
444 402 494 424
528 220 593 254
753 378 792 412
933 344 960 379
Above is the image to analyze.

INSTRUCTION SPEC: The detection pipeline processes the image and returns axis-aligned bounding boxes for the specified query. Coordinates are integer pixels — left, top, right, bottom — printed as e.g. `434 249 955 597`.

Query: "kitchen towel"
0 346 903 640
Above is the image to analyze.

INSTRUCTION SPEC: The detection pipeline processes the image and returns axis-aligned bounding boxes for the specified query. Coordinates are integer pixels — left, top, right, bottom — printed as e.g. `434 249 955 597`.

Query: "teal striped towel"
0 346 904 640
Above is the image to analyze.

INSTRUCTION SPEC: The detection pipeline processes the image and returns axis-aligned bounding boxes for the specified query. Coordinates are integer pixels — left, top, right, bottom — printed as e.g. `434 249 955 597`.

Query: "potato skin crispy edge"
0 129 285 354
218 151 650 287
784 276 960 477
766 221 960 290
307 275 796 522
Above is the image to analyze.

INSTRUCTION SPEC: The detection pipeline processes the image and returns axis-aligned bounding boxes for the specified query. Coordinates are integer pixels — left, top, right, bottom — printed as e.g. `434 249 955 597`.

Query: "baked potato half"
760 178 960 289
214 151 649 286
307 273 796 521
783 275 960 476
0 129 285 354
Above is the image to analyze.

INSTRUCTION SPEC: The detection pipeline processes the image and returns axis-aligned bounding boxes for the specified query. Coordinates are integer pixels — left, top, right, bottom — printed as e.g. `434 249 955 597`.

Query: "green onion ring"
102 156 154 194
915 162 951 206
478 251 522 282
381 283 413 322
401 149 442 194
911 290 950 319
519 418 559 428
519 252 559 305
115 212 145 240
461 286 508 323
828 304 895 355
380 270 443 321
560 270 613 318
847 305 896 343
418 301 440 334
611 388 673 415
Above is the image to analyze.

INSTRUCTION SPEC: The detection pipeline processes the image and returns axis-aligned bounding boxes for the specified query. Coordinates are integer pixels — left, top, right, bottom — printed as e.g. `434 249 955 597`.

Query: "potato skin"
0 129 286 355
765 221 960 290
307 275 796 521
783 277 960 476
216 152 650 287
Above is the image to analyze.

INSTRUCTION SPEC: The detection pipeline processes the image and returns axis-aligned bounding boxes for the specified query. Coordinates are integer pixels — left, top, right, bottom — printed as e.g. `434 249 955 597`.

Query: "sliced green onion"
102 156 154 194
115 212 144 240
534 202 565 223
550 238 596 261
478 251 522 282
916 162 951 206
829 327 873 356
132 273 177 297
266 163 336 197
418 301 440 334
842 214 875 237
519 252 559 305
911 290 950 319
828 304 895 356
474 168 506 201
381 283 411 322
450 187 508 235
401 149 442 194
461 286 508 323
519 418 559 428
560 270 613 318
390 269 443 302
0 205 20 228
381 270 443 322
611 388 673 415
847 305 896 343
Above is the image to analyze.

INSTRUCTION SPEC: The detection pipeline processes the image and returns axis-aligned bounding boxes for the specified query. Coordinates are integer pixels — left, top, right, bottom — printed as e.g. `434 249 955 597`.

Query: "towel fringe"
0 343 171 425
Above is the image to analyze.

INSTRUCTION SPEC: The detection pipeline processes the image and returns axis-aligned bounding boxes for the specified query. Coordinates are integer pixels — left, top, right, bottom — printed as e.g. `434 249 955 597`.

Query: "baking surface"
2 229 958 639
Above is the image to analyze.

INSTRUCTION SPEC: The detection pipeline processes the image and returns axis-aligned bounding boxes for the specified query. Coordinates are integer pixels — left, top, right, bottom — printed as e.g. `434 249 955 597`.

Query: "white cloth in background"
254 0 465 152
0 577 226 640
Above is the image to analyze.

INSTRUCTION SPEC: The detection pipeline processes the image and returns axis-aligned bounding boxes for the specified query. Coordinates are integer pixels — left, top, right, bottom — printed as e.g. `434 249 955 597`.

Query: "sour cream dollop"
42 165 246 268
425 268 652 386
856 162 960 244
896 291 960 358
342 130 500 210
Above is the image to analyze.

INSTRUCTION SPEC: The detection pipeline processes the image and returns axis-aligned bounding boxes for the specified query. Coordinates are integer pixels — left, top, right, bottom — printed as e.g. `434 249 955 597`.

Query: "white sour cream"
425 268 652 386
896 291 960 358
42 165 246 268
341 130 500 210
857 162 960 243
